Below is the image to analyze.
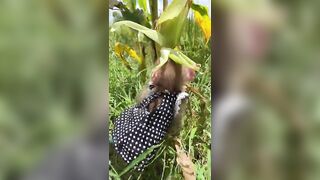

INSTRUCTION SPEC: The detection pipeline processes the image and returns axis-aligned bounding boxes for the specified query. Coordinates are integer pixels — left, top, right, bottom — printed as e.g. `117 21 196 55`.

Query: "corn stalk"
163 0 168 10
148 0 159 60
148 0 158 27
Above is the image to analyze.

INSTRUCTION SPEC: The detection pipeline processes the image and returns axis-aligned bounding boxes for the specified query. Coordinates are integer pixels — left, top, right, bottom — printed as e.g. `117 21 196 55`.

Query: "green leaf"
157 0 190 25
168 49 201 71
188 127 197 154
111 20 165 46
191 3 209 16
109 171 119 179
138 0 147 13
156 0 192 47
152 48 170 73
152 48 201 72
207 148 211 179
118 142 164 177
109 161 120 179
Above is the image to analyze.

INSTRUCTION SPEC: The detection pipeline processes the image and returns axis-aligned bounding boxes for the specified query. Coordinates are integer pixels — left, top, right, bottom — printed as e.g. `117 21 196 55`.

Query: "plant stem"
163 0 168 11
149 0 158 28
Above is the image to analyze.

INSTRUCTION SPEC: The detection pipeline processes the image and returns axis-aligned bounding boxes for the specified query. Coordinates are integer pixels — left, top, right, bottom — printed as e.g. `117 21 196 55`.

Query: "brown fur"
148 59 185 112
137 59 194 136
153 60 184 92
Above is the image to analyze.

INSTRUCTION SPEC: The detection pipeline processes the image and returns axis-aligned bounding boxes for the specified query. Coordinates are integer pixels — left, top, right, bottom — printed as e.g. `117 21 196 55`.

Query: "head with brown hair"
151 59 195 92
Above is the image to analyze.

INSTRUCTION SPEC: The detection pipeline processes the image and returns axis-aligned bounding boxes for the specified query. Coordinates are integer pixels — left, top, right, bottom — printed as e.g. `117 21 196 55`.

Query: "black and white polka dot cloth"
112 91 178 171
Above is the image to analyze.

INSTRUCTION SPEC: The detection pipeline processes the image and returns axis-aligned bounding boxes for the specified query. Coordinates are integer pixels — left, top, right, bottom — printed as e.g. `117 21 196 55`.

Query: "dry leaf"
174 138 196 180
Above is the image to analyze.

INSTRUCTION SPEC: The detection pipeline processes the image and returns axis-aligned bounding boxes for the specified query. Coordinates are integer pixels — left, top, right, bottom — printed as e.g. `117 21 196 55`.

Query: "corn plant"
111 0 211 75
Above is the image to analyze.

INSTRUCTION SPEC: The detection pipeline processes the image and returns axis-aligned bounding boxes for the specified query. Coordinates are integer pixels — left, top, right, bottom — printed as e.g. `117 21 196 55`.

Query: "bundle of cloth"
112 89 188 171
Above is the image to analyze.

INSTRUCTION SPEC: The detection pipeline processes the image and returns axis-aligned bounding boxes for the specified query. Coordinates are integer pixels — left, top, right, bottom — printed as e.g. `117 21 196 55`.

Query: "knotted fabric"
112 91 177 171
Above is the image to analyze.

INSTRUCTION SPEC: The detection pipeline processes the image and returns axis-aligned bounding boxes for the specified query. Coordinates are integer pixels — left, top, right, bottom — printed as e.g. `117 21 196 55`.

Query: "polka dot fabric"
112 91 177 171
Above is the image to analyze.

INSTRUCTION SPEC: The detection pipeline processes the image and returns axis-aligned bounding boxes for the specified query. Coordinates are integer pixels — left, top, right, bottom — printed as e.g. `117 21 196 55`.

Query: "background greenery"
0 0 106 179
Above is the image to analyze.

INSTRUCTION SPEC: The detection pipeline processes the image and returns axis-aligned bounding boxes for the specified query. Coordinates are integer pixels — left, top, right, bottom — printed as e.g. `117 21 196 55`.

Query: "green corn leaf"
152 48 170 73
157 0 190 24
113 0 193 48
156 0 192 47
111 20 165 46
138 0 147 13
152 48 201 72
118 142 164 177
168 49 201 71
169 50 201 71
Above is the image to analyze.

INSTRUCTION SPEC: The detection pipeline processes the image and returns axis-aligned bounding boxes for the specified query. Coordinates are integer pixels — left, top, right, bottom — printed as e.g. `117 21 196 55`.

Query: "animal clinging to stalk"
112 58 197 171
139 58 196 112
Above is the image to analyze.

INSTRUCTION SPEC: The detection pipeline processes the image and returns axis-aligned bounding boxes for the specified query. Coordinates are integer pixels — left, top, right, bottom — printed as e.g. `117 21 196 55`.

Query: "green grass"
109 19 211 179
